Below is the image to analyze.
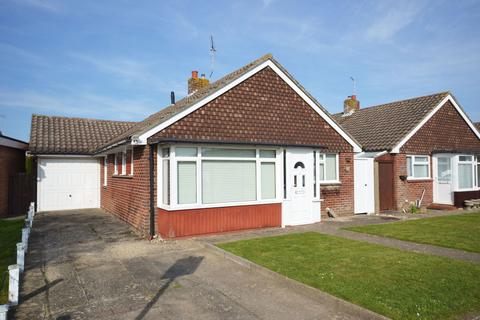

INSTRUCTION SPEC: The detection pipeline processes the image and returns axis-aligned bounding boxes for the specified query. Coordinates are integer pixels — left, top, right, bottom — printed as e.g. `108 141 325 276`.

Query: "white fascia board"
391 95 480 153
137 60 362 152
0 137 28 150
36 154 94 158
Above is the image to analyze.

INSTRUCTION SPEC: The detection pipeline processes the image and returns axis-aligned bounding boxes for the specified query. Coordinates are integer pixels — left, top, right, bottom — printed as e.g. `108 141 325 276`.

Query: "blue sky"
1 0 480 142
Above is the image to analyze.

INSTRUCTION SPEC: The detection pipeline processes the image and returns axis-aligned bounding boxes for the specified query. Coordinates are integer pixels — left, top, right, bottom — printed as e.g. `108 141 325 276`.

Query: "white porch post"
21 228 29 253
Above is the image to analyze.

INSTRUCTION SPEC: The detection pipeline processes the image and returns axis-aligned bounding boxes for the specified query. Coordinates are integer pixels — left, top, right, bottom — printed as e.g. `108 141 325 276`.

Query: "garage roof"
29 114 136 155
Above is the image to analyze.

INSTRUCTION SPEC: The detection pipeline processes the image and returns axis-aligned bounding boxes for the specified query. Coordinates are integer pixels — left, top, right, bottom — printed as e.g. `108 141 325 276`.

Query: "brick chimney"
188 71 209 94
344 95 360 114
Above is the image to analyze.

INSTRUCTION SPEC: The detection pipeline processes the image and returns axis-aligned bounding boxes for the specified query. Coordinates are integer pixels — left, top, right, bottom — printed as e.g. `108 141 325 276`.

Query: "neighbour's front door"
433 155 453 205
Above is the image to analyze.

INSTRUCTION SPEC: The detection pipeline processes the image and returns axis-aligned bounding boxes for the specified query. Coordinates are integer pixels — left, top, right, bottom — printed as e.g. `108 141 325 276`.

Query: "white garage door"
38 158 100 211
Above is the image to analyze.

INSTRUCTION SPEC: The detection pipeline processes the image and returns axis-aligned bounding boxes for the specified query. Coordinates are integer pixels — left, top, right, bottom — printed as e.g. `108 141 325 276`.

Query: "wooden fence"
7 173 35 216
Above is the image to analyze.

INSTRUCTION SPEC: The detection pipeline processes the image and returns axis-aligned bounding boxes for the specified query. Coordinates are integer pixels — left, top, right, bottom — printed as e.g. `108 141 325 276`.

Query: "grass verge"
218 232 480 320
0 218 24 304
345 212 480 253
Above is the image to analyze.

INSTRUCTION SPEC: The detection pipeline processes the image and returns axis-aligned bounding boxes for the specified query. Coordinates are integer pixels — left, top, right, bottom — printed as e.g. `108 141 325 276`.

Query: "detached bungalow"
29 54 363 238
335 92 480 212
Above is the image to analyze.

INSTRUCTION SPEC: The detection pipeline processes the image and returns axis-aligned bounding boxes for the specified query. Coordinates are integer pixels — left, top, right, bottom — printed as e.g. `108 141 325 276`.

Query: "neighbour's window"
406 155 430 179
114 153 118 175
121 151 126 175
103 156 108 186
319 153 338 183
476 156 479 188
458 155 475 189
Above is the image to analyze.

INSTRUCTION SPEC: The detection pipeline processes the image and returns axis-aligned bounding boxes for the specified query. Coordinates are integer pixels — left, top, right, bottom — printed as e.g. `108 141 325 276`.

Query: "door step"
427 203 458 211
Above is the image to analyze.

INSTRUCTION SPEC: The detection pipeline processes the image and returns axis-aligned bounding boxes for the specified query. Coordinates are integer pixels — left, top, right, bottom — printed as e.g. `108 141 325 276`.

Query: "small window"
202 148 256 158
406 155 430 179
103 156 108 186
319 153 338 182
126 150 132 175
260 150 276 158
162 148 170 158
176 147 197 157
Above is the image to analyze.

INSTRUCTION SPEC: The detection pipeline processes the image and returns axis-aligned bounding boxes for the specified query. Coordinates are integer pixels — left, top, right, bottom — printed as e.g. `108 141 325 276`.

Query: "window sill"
158 199 282 211
406 178 432 183
320 181 341 186
112 175 133 179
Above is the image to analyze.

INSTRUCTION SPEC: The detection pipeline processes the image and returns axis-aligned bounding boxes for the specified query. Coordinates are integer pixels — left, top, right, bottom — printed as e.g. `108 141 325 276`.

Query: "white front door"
354 158 375 214
38 158 101 211
282 148 320 226
433 154 453 205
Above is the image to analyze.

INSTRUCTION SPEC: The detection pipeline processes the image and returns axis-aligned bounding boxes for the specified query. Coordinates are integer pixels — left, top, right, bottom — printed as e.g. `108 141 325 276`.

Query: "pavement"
12 209 387 320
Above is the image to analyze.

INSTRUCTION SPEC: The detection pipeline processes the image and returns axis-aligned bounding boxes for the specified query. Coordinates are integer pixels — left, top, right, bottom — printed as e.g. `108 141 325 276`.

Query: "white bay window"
159 146 280 209
458 155 476 190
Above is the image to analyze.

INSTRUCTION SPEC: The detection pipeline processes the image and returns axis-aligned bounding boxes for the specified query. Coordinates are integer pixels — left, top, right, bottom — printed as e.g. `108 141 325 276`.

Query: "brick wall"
0 145 26 217
320 152 354 218
392 153 433 211
100 145 156 235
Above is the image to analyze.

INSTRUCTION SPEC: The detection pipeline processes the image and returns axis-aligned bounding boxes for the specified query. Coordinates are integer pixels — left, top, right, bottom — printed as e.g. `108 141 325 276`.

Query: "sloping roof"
333 92 450 151
0 133 28 150
29 114 136 154
97 53 361 152
475 122 480 131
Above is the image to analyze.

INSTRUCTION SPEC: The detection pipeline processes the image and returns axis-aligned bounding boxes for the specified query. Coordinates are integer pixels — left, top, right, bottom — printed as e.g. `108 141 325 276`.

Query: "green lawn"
345 212 480 253
218 232 480 320
0 218 24 304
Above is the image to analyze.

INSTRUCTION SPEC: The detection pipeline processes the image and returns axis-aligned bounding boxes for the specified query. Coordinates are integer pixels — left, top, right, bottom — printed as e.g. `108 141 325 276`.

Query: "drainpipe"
148 144 155 239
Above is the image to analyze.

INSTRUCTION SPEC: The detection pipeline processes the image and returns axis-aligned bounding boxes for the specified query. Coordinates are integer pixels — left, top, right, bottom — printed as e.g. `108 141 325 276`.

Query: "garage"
37 157 100 211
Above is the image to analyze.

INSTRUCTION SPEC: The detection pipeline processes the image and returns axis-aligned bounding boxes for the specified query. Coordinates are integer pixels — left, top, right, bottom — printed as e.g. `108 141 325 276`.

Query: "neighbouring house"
0 132 28 217
335 93 480 212
29 54 363 238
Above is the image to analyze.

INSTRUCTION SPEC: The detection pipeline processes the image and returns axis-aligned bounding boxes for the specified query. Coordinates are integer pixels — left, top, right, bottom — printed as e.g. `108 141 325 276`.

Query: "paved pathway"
202 212 480 264
13 209 384 320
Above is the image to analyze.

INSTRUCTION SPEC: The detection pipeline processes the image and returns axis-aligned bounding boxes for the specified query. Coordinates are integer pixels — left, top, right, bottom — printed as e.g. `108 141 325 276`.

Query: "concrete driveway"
13 209 381 320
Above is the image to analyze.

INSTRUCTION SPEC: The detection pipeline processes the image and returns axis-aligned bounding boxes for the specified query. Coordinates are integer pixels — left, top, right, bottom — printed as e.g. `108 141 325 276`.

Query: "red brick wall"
401 100 480 154
391 153 433 211
157 203 281 238
0 146 25 217
101 145 156 235
320 152 354 218
150 67 353 153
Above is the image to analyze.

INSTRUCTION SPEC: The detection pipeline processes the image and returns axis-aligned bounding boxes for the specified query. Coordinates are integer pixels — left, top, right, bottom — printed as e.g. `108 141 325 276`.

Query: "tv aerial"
209 35 217 79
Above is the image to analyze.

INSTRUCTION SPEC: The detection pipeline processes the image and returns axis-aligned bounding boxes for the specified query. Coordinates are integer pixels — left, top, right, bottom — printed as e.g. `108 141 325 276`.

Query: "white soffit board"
137 60 362 152
391 95 480 153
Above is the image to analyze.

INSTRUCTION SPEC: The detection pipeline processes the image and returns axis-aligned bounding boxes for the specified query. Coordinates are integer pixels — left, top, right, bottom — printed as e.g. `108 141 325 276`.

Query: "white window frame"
457 154 478 191
121 148 126 175
318 153 340 184
103 156 108 186
130 148 134 176
406 155 431 180
157 144 282 210
114 153 118 175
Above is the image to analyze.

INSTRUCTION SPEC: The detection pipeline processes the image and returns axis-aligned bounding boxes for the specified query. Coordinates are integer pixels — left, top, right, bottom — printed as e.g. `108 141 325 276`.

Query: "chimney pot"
343 95 360 115
192 71 198 79
188 70 209 94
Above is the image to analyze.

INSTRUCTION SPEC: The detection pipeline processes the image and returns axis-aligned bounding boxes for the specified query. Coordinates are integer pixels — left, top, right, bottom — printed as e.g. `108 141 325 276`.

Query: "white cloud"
366 2 425 41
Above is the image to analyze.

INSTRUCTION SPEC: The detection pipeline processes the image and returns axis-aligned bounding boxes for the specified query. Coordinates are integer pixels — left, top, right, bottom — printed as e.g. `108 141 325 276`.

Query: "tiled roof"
333 92 450 151
97 53 359 152
29 114 136 154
